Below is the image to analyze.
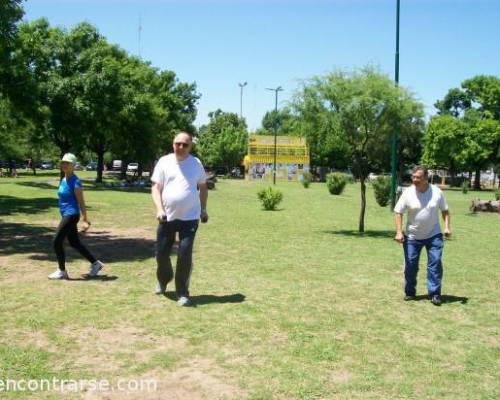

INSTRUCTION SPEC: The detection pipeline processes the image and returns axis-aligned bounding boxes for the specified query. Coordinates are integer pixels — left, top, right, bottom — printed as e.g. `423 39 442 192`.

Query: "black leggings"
53 214 96 271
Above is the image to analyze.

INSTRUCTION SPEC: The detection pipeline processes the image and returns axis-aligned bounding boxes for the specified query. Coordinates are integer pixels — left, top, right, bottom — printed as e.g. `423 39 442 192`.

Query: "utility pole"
238 82 247 119
390 0 400 209
265 86 284 185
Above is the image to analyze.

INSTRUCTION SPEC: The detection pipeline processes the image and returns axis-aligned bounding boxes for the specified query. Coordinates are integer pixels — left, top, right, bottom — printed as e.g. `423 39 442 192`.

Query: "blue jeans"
156 219 198 297
403 233 444 297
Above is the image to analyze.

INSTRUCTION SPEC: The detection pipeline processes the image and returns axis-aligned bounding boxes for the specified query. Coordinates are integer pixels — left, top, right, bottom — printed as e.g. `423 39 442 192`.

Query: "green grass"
0 172 499 399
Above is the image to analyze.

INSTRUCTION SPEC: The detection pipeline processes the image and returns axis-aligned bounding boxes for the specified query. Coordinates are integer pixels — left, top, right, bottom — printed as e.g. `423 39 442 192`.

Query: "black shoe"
430 295 442 306
404 295 416 301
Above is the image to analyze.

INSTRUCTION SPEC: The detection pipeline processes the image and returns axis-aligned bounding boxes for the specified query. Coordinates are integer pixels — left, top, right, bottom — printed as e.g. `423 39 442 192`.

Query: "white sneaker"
88 260 103 277
155 283 166 295
48 270 69 280
177 296 191 307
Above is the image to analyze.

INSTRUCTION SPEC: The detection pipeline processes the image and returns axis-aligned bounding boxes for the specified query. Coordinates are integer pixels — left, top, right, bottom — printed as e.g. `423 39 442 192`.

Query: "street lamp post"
266 86 283 185
390 0 400 209
238 82 247 119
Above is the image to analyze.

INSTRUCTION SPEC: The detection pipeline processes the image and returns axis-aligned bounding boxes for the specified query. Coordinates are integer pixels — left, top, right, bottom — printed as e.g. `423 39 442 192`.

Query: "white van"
112 160 122 170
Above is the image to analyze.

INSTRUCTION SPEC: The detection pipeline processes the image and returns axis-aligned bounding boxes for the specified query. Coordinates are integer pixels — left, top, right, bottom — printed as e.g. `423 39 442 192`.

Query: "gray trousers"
156 219 198 297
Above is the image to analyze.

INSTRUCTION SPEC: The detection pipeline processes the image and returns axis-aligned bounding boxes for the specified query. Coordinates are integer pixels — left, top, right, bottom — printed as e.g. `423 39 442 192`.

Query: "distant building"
244 135 310 181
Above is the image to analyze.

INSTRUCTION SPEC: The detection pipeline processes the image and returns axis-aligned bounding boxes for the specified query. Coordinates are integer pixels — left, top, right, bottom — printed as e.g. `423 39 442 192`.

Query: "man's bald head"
173 131 193 160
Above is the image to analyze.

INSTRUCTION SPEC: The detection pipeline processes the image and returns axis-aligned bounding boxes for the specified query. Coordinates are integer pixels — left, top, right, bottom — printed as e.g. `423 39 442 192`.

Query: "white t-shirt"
151 154 207 221
394 184 449 240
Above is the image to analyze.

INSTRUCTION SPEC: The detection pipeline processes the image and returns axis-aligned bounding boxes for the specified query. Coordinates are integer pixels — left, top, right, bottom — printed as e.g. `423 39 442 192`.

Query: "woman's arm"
74 187 89 223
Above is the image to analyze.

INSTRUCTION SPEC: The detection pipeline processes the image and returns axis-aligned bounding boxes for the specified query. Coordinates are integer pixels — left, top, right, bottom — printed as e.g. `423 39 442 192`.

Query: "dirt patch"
0 260 51 284
329 369 352 384
82 358 245 400
1 328 57 353
0 255 9 268
62 325 186 372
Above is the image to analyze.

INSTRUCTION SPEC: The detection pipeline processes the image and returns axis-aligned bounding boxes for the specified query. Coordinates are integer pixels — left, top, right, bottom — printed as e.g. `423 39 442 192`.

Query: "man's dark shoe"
404 295 416 301
430 295 442 306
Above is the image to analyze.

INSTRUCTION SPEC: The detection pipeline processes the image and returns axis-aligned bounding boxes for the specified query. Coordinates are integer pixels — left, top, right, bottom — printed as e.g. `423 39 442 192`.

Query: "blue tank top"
58 174 82 216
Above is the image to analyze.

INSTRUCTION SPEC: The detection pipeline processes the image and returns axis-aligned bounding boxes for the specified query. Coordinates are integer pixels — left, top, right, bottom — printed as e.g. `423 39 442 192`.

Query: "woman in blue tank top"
48 153 104 279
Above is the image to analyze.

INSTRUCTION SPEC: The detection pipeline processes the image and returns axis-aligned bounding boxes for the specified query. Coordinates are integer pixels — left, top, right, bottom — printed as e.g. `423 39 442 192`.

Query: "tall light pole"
390 0 400 209
238 82 247 119
266 86 283 185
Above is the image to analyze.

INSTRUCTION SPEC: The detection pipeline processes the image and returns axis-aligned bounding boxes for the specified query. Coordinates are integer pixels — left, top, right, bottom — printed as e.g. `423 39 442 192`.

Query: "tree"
429 75 500 188
0 96 24 159
0 0 24 97
261 108 295 135
293 67 425 232
422 114 464 182
15 19 89 161
197 109 248 172
153 70 200 155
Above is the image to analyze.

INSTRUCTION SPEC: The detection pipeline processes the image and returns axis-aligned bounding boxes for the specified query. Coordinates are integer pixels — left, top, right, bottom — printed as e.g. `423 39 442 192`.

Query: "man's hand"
444 227 451 238
394 231 404 244
156 210 167 223
200 210 209 223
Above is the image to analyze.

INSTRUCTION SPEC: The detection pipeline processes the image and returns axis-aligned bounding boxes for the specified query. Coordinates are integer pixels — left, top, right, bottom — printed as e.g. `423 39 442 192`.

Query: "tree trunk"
474 168 481 190
96 150 105 183
449 168 456 187
59 149 66 180
358 177 366 232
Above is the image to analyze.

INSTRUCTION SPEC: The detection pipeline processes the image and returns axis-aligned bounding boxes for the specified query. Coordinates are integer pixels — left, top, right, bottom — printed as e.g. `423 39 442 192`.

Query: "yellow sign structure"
244 135 310 181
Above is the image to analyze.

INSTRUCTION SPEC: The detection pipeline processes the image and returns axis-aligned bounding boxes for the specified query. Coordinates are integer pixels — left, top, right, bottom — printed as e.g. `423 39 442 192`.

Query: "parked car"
112 160 122 171
127 162 139 172
40 160 53 170
74 162 83 170
86 161 97 171
368 172 390 181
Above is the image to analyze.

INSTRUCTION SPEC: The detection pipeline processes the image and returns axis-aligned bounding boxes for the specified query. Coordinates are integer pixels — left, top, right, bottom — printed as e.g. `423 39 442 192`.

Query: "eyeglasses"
174 142 190 148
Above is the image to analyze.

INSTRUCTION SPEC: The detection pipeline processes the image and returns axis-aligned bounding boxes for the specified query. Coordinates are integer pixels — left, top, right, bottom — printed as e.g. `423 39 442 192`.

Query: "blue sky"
23 0 500 131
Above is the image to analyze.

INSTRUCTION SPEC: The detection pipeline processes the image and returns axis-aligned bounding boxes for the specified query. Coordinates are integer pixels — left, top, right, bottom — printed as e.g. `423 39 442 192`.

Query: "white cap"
61 153 77 164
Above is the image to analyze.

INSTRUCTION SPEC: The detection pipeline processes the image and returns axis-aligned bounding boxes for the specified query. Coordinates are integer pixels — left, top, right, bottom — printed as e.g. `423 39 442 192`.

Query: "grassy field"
0 171 499 399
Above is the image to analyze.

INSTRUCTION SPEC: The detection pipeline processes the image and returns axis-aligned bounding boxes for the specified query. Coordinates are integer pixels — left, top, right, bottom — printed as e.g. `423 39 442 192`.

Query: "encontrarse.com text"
0 378 157 393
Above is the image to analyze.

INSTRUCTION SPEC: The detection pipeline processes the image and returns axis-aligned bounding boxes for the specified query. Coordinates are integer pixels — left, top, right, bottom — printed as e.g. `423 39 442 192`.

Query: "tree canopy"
292 67 425 231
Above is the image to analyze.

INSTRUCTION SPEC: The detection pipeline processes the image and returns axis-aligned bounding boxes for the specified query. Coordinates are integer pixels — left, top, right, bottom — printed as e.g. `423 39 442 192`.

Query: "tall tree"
197 109 248 172
430 75 500 188
261 108 295 136
0 0 24 97
422 114 464 182
293 67 425 232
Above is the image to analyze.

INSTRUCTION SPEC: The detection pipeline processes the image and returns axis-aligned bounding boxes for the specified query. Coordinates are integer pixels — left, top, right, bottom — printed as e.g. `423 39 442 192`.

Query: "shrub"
345 173 355 184
301 171 312 188
372 176 391 207
257 186 283 210
462 180 469 194
326 172 348 195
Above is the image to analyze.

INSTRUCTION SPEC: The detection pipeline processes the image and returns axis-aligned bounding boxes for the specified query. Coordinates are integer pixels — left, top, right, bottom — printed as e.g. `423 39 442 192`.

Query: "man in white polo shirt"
151 131 208 307
394 165 451 306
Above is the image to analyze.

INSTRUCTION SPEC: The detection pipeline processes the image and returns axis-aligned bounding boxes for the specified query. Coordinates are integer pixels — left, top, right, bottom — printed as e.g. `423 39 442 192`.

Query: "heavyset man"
151 131 208 307
394 166 451 306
